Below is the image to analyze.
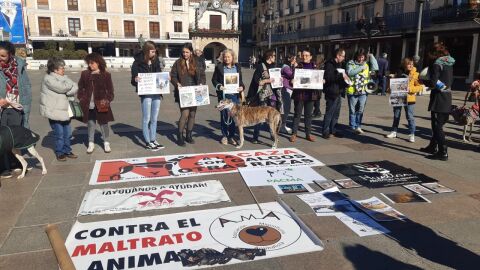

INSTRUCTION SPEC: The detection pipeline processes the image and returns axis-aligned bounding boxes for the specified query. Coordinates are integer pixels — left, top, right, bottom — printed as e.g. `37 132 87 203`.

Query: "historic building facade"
254 0 480 84
23 0 191 57
189 0 240 62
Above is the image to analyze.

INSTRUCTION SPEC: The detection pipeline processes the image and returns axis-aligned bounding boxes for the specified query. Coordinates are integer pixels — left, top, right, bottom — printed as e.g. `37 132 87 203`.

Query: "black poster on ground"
329 161 437 188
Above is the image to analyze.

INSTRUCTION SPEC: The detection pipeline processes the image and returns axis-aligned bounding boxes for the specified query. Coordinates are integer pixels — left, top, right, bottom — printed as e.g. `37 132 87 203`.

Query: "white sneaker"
386 131 397 138
87 142 95 154
409 134 415 143
104 142 111 153
220 137 228 145
355 128 364 134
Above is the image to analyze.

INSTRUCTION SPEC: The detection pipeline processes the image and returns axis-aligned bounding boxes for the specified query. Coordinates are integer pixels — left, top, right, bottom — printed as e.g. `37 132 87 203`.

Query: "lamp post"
414 0 426 64
260 0 279 49
356 15 386 53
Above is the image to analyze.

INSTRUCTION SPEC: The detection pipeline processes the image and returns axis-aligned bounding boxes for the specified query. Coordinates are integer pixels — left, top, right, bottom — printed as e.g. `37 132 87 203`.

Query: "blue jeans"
49 119 72 156
348 94 367 129
323 96 342 135
141 95 161 143
392 104 416 135
219 94 239 138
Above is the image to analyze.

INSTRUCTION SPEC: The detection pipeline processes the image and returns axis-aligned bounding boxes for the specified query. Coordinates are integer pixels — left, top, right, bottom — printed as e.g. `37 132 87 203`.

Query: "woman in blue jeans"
385 58 423 142
212 49 245 145
131 41 164 151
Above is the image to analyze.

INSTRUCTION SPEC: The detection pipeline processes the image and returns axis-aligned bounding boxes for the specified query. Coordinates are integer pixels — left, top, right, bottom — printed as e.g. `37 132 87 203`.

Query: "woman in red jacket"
77 53 115 154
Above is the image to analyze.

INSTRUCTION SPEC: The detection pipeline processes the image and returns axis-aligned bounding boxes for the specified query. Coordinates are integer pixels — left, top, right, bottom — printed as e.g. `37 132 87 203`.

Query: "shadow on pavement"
343 244 423 270
110 123 145 147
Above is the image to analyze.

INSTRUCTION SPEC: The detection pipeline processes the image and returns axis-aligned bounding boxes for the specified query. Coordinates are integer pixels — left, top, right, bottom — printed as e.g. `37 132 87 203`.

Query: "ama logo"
209 209 302 251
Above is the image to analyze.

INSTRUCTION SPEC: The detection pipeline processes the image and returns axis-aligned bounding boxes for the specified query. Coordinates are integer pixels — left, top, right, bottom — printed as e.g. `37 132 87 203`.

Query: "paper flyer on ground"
353 196 407 221
421 182 455 193
269 68 283 88
380 192 430 204
77 180 230 216
66 202 324 269
333 178 363 189
297 188 389 237
238 166 326 187
403 184 436 195
273 183 314 194
179 85 210 108
137 72 170 95
315 180 338 190
223 73 240 94
293 69 324 89
89 148 324 185
389 78 409 107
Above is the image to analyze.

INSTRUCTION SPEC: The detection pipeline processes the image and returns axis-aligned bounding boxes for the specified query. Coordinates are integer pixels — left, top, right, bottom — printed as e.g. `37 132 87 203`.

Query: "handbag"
257 63 274 101
95 99 110 113
68 100 83 120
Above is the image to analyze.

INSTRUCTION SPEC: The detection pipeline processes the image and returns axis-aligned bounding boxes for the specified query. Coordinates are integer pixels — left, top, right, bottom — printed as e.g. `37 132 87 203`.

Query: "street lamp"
356 14 386 53
414 0 426 64
260 0 280 49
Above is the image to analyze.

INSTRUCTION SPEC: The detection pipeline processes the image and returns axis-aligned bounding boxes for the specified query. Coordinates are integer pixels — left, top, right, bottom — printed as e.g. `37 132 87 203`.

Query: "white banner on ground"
66 202 324 270
298 188 389 237
89 148 324 185
77 180 230 216
137 72 170 95
179 85 210 108
293 69 324 89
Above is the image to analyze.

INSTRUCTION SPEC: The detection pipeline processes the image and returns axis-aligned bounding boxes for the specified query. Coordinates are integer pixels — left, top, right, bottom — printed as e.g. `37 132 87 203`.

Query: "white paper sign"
337 68 352 85
353 196 407 221
138 72 170 95
77 180 230 216
238 166 326 187
66 202 324 269
223 73 240 94
293 69 324 89
179 85 210 108
389 78 409 107
269 68 283 89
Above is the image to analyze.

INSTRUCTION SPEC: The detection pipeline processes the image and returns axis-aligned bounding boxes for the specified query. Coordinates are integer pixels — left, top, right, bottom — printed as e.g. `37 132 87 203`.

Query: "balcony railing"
430 4 479 23
29 31 167 40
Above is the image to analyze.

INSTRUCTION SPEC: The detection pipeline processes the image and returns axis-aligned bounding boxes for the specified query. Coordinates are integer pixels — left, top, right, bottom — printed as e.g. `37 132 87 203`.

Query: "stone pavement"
0 69 479 270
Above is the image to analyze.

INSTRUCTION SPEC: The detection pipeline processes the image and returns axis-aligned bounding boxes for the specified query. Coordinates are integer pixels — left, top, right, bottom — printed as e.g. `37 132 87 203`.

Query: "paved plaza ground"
0 69 479 270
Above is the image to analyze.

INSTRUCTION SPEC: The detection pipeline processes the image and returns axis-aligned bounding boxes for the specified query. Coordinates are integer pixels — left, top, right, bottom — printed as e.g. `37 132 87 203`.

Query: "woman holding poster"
290 49 319 143
385 58 423 143
170 43 206 146
78 53 114 154
212 49 245 145
131 41 164 151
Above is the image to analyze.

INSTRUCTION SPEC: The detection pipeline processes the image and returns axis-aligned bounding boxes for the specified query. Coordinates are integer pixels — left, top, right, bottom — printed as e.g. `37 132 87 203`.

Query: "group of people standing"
0 39 462 178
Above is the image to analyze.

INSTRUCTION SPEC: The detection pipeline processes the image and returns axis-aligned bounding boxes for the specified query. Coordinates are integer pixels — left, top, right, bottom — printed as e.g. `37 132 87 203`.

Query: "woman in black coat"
211 49 245 145
420 42 455 161
170 43 206 146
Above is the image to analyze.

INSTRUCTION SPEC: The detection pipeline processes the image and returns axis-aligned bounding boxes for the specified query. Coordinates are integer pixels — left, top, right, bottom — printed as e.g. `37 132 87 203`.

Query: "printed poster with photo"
293 69 324 89
273 183 314 194
77 180 230 216
403 184 436 195
329 160 437 188
223 73 240 94
89 148 324 185
380 192 430 204
65 202 324 270
179 85 210 108
269 68 283 89
353 196 407 221
137 72 170 95
297 188 389 237
389 78 409 107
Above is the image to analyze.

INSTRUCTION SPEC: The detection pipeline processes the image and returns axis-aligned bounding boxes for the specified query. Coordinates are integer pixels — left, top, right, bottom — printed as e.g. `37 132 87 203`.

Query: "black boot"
177 131 186 147
420 141 437 154
426 145 448 161
185 130 195 144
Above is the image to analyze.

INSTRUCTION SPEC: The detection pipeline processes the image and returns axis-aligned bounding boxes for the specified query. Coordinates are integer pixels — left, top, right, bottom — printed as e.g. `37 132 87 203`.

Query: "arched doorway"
203 42 227 62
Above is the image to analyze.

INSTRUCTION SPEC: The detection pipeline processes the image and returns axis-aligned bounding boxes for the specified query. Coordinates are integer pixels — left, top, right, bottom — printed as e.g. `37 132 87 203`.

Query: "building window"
149 22 160 38
149 0 158 15
67 0 78 11
38 17 52 35
37 0 48 9
210 15 221 30
173 0 182 6
174 21 182 32
324 11 332 25
385 1 404 16
124 0 133 14
96 0 107 12
364 3 374 19
124 20 135 37
68 18 81 36
97 19 109 33
309 15 315 28
341 7 356 23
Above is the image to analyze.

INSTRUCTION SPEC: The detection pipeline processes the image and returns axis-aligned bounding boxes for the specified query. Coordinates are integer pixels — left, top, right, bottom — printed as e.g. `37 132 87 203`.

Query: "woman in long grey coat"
40 57 78 161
